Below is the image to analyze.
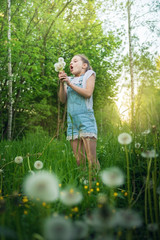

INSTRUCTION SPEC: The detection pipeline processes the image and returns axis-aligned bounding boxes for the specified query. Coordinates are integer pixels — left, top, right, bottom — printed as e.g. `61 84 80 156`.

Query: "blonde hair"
76 54 92 72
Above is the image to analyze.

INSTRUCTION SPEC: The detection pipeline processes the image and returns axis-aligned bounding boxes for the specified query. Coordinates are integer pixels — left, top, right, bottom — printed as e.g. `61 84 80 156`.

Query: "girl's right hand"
58 71 67 81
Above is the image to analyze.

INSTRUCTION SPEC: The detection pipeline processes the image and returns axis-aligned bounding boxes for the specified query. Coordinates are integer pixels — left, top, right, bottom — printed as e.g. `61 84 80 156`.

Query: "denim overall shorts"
67 74 97 140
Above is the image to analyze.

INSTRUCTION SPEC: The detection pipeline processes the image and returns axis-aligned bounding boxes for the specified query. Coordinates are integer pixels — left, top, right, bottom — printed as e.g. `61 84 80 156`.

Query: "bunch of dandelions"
23 170 59 202
54 57 66 72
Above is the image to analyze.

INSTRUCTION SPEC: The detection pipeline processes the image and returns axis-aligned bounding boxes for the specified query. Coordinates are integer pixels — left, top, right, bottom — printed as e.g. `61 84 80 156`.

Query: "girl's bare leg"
81 137 100 171
70 138 86 167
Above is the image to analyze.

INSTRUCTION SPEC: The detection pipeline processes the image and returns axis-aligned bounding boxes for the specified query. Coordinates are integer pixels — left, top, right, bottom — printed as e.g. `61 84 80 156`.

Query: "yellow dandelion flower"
22 196 28 203
42 202 46 207
90 188 94 192
59 184 62 188
121 190 124 193
96 188 100 192
88 191 90 194
113 192 118 197
24 210 28 215
69 189 74 194
0 196 3 200
98 204 102 208
124 192 128 196
96 182 99 186
84 185 88 189
72 207 79 212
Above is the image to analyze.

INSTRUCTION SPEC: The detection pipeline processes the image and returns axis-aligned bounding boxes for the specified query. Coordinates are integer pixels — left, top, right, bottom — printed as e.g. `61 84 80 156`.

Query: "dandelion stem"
125 145 130 205
145 158 152 225
27 155 32 171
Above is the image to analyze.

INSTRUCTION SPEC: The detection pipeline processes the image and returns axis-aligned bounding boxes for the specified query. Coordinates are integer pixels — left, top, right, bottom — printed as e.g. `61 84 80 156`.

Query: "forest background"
0 0 160 139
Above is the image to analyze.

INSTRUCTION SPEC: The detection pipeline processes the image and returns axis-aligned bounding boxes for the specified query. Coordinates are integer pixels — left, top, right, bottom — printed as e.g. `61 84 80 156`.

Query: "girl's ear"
82 63 88 70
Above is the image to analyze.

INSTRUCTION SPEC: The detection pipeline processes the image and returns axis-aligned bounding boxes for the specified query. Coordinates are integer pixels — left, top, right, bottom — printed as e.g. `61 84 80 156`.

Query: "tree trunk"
7 0 13 141
127 0 135 131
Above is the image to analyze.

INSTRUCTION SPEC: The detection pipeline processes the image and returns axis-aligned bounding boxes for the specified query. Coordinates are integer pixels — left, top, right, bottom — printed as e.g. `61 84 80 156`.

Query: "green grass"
0 127 160 240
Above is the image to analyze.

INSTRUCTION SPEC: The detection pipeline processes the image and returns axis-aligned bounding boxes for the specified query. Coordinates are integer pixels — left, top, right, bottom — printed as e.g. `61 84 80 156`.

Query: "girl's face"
70 56 87 76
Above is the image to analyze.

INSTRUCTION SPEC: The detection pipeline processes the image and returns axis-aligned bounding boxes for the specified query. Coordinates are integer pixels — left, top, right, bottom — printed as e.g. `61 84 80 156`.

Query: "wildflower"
97 193 107 204
59 184 62 188
135 143 141 149
60 187 83 206
147 223 158 231
23 170 59 202
96 188 100 192
24 210 28 215
44 216 73 240
22 196 28 203
100 167 125 188
54 57 66 72
141 149 158 158
118 133 132 145
84 185 88 190
114 209 142 228
124 192 128 196
14 156 23 164
73 221 89 239
142 129 150 135
34 160 43 170
42 202 46 207
113 192 118 197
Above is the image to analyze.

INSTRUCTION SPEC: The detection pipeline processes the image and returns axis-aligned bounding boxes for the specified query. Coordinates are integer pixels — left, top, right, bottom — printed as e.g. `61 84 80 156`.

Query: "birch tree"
7 0 13 140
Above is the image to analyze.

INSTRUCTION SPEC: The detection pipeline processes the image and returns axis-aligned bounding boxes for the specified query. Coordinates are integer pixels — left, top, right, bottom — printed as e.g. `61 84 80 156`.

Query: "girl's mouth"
70 65 73 71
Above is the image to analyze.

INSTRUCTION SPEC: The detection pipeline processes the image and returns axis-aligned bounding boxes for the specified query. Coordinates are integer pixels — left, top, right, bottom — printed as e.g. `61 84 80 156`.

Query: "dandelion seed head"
23 170 59 202
100 167 125 188
14 156 23 164
135 142 141 149
60 187 83 206
118 133 132 145
44 216 73 240
141 149 158 158
34 160 43 170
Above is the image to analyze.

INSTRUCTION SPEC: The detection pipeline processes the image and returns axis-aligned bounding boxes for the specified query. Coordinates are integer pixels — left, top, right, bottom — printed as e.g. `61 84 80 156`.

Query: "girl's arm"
59 81 67 104
60 72 95 98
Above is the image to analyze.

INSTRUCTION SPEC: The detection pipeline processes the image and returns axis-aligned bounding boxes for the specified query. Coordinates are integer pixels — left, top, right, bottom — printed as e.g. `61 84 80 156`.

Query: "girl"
59 54 100 173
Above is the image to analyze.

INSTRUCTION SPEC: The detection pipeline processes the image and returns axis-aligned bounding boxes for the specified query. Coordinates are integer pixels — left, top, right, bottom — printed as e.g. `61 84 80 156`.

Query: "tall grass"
0 126 160 240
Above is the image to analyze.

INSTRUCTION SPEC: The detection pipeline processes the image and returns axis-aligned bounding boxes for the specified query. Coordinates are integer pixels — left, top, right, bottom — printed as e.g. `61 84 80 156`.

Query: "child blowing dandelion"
58 54 100 178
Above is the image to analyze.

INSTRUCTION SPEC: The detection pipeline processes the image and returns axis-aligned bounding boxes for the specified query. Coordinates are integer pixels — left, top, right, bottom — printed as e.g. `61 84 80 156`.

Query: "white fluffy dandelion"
54 57 66 72
141 149 158 158
118 133 132 145
23 170 59 202
100 167 125 188
114 209 142 228
60 187 83 206
44 216 73 240
14 156 23 164
135 142 141 149
34 160 43 170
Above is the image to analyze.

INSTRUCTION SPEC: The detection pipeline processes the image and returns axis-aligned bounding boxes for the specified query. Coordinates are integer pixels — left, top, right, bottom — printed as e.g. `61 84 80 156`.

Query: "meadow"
0 126 159 240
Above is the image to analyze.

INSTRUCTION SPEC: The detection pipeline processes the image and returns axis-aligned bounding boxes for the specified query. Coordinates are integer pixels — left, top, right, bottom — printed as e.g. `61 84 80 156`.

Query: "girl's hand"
58 71 70 86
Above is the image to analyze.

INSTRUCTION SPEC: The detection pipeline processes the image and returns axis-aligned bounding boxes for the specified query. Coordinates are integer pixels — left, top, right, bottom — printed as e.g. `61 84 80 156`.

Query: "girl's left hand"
59 72 70 86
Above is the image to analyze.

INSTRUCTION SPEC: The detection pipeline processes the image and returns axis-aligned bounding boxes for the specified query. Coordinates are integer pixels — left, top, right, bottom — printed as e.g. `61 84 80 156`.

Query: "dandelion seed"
135 143 141 149
100 167 125 188
60 187 83 206
34 160 43 170
23 170 59 202
114 209 142 228
44 216 73 240
118 133 132 145
141 149 158 158
14 156 23 164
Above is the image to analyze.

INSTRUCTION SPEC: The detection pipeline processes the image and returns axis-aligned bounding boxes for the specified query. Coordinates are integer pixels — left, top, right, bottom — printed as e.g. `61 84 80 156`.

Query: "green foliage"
0 0 122 139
